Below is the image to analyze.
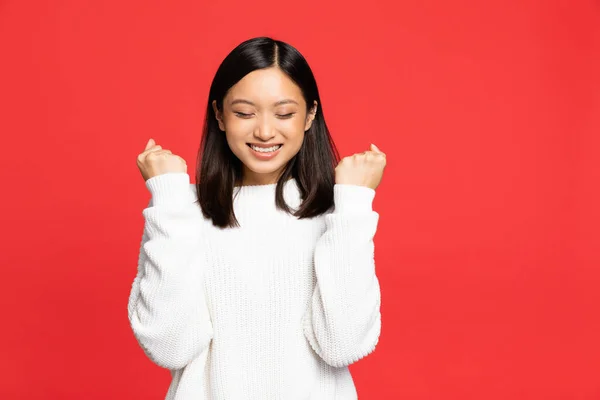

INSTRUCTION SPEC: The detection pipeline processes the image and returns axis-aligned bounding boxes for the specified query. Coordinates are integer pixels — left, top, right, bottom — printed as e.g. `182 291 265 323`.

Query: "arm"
302 184 382 368
127 172 213 370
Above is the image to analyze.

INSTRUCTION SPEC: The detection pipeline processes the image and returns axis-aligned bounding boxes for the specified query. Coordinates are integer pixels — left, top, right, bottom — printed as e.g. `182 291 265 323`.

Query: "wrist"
333 184 375 213
145 172 195 206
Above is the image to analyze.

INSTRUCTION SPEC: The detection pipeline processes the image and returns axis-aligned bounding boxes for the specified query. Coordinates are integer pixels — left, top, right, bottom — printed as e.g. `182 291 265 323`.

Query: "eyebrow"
230 99 299 106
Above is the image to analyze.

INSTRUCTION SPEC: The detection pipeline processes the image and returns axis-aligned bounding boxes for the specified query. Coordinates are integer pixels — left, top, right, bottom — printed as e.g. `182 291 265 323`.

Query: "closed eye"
277 113 295 119
234 112 253 119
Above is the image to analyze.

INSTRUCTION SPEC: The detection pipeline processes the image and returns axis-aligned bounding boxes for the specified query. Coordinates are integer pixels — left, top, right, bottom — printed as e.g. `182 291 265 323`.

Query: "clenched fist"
335 144 386 190
137 138 188 182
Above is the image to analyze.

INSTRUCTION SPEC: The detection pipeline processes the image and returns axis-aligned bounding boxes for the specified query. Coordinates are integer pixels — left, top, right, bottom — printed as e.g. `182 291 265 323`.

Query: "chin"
244 160 287 175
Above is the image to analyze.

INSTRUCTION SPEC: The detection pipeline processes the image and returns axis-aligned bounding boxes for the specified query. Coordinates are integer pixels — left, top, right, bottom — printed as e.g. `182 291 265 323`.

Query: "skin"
138 68 386 191
212 67 317 186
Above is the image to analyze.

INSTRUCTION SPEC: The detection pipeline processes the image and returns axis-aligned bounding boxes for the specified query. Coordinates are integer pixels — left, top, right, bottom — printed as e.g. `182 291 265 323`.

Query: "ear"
304 100 318 132
212 100 226 131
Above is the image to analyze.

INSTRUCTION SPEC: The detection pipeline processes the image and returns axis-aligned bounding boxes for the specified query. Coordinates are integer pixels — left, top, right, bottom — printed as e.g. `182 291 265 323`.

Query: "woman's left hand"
334 144 387 190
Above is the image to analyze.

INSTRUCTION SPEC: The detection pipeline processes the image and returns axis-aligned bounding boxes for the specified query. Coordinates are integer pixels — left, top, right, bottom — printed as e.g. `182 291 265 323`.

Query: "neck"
238 166 286 186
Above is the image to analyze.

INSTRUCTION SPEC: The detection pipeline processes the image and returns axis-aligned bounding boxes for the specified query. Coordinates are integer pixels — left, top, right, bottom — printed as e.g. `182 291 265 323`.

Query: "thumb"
145 138 155 150
370 143 382 153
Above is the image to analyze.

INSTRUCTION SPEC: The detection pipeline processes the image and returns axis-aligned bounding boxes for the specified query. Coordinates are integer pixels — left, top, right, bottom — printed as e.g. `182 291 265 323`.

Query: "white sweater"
127 172 382 399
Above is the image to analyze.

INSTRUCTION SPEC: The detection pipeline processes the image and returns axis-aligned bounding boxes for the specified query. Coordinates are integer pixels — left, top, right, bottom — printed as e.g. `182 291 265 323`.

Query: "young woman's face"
213 67 317 186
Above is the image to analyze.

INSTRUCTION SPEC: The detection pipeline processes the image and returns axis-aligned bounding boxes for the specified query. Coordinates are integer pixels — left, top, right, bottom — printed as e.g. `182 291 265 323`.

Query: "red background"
1 0 599 399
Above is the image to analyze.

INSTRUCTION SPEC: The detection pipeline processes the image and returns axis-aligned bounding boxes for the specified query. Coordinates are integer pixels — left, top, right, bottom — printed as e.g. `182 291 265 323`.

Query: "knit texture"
127 172 382 399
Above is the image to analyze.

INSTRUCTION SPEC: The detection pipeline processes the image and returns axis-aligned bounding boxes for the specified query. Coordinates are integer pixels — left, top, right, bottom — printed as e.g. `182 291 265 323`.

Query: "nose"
253 115 275 141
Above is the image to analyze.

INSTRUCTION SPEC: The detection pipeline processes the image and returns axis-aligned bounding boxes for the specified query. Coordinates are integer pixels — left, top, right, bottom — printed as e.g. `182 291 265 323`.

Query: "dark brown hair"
195 37 340 228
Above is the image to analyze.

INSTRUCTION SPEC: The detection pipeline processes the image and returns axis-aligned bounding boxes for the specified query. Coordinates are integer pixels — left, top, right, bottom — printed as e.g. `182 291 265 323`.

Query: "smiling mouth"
247 143 283 153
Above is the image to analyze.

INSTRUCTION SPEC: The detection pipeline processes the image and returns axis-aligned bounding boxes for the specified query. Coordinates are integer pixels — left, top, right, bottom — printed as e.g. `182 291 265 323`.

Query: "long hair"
196 37 340 228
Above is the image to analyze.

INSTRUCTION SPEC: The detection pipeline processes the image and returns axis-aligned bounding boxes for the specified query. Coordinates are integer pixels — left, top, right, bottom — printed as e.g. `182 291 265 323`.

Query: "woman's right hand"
137 138 188 182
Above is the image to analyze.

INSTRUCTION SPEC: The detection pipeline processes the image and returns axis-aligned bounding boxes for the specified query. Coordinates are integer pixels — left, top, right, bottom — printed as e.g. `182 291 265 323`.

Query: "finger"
147 149 171 158
145 138 155 151
142 145 163 155
137 145 163 164
371 145 386 160
175 155 187 165
370 143 383 153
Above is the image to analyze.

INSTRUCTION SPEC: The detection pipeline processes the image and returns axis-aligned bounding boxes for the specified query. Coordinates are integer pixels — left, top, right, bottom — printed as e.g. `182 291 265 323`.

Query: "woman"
128 36 386 399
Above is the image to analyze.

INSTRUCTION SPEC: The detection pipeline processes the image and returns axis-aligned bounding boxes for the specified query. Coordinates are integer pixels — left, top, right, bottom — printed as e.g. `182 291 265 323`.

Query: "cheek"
224 119 252 142
281 123 305 155
280 118 306 140
223 116 306 144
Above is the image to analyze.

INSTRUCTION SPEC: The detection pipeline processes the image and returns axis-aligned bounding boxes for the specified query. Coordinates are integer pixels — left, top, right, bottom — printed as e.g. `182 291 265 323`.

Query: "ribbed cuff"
145 172 195 206
333 184 375 213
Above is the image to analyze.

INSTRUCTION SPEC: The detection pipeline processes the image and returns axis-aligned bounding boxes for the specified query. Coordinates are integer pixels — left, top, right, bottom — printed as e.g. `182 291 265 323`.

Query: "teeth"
250 144 281 153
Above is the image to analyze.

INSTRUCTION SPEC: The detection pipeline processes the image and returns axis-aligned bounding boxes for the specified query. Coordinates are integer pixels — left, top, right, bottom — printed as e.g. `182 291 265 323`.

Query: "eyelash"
234 112 295 119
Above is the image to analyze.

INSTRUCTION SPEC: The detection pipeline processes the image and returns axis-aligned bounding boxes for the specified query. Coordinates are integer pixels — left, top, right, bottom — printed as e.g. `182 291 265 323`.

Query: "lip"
247 143 283 160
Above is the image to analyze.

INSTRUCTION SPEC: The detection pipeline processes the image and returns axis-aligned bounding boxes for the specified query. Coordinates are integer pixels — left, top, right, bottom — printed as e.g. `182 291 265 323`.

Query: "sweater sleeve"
127 172 213 370
302 184 382 368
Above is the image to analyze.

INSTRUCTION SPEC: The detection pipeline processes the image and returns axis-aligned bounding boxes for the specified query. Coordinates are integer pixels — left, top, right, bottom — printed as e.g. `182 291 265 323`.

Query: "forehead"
225 67 305 106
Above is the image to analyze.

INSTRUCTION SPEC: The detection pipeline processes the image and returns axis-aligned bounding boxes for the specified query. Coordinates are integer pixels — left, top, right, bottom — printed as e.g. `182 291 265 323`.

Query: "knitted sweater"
127 172 382 399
